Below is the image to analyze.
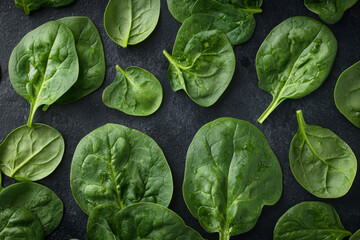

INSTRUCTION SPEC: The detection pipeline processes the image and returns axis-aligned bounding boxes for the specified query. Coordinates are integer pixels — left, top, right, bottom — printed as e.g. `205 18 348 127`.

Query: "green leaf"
334 61 360 128
289 110 357 198
102 65 163 116
256 16 337 123
183 118 282 240
86 203 204 240
56 16 106 104
70 124 173 215
304 0 358 24
0 207 44 239
0 182 63 236
14 0 76 14
350 230 360 240
0 124 64 182
9 21 79 126
163 24 235 107
104 0 160 48
274 201 352 240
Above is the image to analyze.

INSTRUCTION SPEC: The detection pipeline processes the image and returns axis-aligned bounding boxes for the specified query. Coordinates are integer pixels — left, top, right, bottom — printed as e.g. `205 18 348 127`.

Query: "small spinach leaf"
104 0 160 48
70 124 173 215
0 182 63 236
274 201 351 240
183 118 282 240
0 124 64 182
86 203 204 240
15 0 76 15
0 207 44 239
191 0 256 45
56 16 106 104
304 0 358 24
289 110 357 198
350 230 360 240
256 16 337 123
163 20 235 107
166 0 197 23
334 61 360 128
102 65 163 116
9 21 79 127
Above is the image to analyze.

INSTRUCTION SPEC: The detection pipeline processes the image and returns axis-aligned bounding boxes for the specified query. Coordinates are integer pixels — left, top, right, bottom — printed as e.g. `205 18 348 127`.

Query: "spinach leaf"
104 0 160 48
217 0 263 12
102 65 163 116
334 61 360 128
163 19 235 107
56 17 106 104
86 203 204 240
274 201 351 240
191 0 256 45
166 0 197 23
0 207 44 239
0 124 64 181
256 16 337 123
183 118 282 240
0 182 63 236
9 21 79 127
304 0 358 24
290 110 357 198
15 0 76 15
350 230 360 240
70 124 173 215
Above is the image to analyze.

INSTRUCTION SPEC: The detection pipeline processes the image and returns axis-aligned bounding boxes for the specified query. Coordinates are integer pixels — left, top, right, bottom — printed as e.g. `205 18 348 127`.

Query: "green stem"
238 7 262 14
296 110 307 132
219 230 230 240
27 104 36 127
42 105 50 112
257 95 282 124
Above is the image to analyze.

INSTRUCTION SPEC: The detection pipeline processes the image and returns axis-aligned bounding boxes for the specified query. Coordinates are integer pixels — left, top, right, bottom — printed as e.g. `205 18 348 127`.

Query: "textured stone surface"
0 0 360 239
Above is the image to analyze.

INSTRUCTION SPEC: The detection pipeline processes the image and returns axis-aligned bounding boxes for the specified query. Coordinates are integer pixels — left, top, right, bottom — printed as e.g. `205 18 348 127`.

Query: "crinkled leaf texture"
289 110 357 198
0 207 44 239
305 0 358 24
274 201 351 240
163 19 235 107
56 16 106 104
0 182 63 236
256 16 337 123
183 118 282 240
102 65 163 116
334 61 360 128
104 0 160 48
9 21 79 126
14 0 76 14
0 123 64 182
86 203 204 240
70 124 173 215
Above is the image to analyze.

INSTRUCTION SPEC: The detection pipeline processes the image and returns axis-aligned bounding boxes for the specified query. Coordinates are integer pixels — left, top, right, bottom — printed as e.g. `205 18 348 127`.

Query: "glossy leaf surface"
274 201 351 240
0 182 63 236
70 124 173 215
102 65 163 116
256 16 337 123
334 61 360 128
15 0 76 14
183 118 282 239
104 0 160 48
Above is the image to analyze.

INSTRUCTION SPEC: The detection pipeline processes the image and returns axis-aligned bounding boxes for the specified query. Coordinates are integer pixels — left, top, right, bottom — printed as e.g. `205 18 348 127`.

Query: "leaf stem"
238 8 263 14
257 95 281 124
219 230 230 240
296 110 307 132
27 104 36 127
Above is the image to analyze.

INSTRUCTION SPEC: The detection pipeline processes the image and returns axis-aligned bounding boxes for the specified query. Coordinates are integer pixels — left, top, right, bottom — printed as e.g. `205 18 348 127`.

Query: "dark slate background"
1 0 360 239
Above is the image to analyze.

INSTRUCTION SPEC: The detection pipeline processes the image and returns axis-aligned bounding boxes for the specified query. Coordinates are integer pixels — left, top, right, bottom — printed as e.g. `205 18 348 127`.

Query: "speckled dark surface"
0 0 360 239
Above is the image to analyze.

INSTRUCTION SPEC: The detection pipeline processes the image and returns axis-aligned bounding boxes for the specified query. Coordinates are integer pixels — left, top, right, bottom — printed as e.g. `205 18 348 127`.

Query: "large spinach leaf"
163 19 235 107
9 21 79 127
56 17 106 104
0 124 64 181
70 124 173 215
183 118 282 240
290 110 357 198
0 207 44 239
15 0 76 15
104 0 160 48
256 16 337 123
86 203 204 240
334 61 360 128
274 201 351 240
0 182 63 236
102 65 163 116
191 0 256 45
305 0 358 24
